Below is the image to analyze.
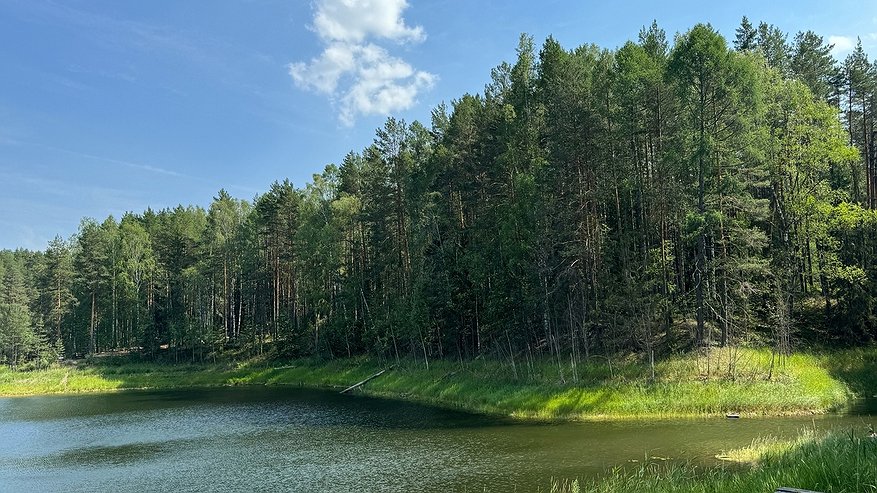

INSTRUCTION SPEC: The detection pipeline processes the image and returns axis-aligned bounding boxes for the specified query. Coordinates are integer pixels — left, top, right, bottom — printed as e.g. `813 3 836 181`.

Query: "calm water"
1 387 874 492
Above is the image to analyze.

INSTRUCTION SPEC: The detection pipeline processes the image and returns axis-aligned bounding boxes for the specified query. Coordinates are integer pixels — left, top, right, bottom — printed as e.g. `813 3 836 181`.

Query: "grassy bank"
0 347 872 420
551 430 877 492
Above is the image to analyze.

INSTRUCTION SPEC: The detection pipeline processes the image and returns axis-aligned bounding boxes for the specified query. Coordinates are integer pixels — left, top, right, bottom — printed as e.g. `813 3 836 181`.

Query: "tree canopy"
2 19 876 368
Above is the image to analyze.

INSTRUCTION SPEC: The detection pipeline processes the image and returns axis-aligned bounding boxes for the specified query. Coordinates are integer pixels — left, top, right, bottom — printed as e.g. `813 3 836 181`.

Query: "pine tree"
0 258 39 367
756 22 790 74
790 30 837 101
734 16 757 52
40 236 76 350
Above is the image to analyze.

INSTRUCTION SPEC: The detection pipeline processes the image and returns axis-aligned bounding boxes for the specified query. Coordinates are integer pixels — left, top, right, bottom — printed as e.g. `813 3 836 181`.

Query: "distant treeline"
2 19 877 368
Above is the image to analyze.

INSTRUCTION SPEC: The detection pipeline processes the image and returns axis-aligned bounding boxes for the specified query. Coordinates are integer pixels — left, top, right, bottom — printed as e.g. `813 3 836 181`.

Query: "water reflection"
0 387 872 493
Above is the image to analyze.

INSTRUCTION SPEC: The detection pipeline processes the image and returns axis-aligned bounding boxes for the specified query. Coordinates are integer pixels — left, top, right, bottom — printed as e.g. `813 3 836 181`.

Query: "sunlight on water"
0 388 872 492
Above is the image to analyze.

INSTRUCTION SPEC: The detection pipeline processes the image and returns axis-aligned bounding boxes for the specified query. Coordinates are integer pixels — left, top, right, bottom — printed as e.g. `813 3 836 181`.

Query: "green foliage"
1 20 876 370
1 347 868 421
551 431 877 493
0 303 39 367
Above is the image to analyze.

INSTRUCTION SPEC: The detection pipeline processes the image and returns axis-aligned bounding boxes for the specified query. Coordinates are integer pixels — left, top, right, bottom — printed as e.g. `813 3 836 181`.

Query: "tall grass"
0 347 870 420
550 430 877 492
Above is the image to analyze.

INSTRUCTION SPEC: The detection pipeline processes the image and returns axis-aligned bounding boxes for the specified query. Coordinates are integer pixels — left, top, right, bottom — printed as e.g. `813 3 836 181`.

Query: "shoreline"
0 380 843 422
1 347 871 422
554 429 877 493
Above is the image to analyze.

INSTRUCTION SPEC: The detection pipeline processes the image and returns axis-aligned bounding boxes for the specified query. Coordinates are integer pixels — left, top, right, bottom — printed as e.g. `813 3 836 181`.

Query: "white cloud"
312 0 425 44
289 0 435 126
829 35 855 57
289 42 357 94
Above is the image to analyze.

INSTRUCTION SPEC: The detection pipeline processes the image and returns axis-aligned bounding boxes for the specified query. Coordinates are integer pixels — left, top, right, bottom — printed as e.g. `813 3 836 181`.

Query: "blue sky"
1 0 875 250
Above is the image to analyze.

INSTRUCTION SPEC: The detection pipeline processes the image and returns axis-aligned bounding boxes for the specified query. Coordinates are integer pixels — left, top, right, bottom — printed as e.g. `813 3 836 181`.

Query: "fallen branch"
340 366 393 394
438 370 459 381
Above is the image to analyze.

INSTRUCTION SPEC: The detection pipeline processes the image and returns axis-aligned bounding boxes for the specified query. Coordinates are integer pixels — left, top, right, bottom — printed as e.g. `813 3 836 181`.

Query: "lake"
1 387 873 492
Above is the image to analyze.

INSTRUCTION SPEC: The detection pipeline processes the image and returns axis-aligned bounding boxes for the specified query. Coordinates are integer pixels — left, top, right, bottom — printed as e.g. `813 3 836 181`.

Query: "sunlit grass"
0 346 872 421
549 430 877 492
716 427 818 463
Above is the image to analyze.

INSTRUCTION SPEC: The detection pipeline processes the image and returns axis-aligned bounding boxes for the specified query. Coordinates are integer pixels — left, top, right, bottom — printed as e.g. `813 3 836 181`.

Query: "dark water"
0 387 874 493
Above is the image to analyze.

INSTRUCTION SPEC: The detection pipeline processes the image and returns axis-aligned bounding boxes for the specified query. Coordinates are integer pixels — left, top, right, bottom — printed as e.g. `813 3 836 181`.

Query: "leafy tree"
118 215 156 350
668 24 758 346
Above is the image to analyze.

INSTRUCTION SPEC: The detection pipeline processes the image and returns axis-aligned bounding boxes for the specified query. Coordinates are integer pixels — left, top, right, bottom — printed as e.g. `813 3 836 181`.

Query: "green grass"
0 346 872 421
550 430 877 492
715 428 816 463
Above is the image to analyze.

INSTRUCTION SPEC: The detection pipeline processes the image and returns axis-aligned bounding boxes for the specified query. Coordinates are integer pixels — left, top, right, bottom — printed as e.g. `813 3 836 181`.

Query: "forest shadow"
820 347 877 413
